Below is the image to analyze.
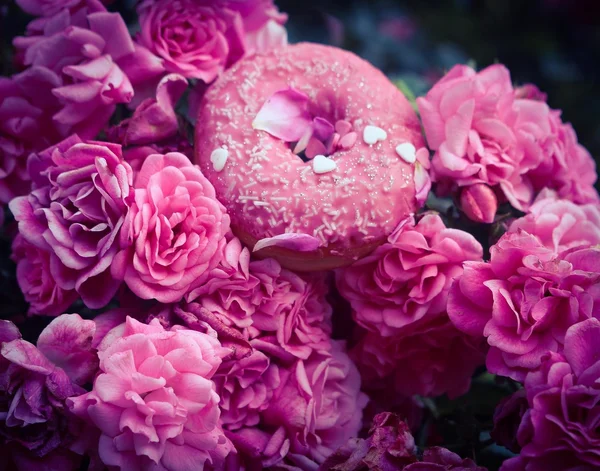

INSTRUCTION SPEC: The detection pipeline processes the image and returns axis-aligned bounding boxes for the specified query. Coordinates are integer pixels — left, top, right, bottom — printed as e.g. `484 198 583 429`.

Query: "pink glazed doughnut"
195 43 425 271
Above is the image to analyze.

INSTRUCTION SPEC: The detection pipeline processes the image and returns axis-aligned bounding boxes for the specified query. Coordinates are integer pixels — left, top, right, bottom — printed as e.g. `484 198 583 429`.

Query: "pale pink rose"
11 234 78 316
137 0 246 83
353 316 486 398
112 152 230 303
0 68 60 203
448 230 600 381
510 188 600 254
263 342 368 464
14 8 134 139
527 110 599 204
337 213 483 337
213 350 280 430
417 65 559 211
67 317 232 470
9 136 133 309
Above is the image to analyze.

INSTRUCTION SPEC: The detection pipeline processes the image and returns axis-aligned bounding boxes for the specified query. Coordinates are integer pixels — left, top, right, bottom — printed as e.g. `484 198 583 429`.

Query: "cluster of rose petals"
112 152 230 303
10 136 133 309
16 0 105 17
320 413 487 471
13 5 136 139
337 213 483 337
500 319 600 471
510 188 600 254
448 229 600 381
11 234 78 316
212 349 280 431
263 342 368 464
68 316 232 470
225 425 292 469
0 69 59 203
417 64 598 211
0 317 90 468
354 315 486 398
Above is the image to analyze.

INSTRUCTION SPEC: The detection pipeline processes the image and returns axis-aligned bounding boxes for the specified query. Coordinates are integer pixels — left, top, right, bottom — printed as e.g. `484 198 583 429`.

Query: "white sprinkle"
210 148 228 172
243 181 257 189
363 125 387 145
312 155 337 174
239 195 259 201
254 201 270 207
271 196 288 202
395 142 417 164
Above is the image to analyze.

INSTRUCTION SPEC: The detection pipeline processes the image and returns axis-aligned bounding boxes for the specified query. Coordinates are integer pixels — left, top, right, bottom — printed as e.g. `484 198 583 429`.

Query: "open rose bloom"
2 1 600 470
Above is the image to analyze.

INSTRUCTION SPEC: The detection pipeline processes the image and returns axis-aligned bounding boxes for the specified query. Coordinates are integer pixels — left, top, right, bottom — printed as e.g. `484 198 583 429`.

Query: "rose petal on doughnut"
253 233 321 252
252 87 312 142
196 43 427 271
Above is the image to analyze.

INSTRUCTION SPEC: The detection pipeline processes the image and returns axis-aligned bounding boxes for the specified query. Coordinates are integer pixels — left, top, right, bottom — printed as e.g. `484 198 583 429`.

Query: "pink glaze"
195 43 424 270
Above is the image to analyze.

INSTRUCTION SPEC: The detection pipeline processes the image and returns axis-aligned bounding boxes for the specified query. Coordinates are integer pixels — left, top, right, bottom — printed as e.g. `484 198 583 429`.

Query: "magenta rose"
404 448 487 471
0 319 86 469
337 213 483 337
353 316 486 398
68 316 232 470
417 64 549 210
491 389 528 453
14 7 134 139
0 68 60 203
500 319 600 471
112 152 230 303
263 342 368 464
11 234 78 316
10 136 133 309
136 0 246 83
213 350 280 430
510 188 600 254
448 230 600 381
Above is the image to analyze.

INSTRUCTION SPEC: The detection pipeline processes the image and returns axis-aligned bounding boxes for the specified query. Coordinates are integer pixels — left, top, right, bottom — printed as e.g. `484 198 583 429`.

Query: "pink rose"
14 7 134 139
353 316 486 398
337 213 483 337
15 0 101 17
527 110 599 204
510 188 600 254
0 319 86 469
448 230 600 381
248 264 332 360
500 319 600 471
188 236 333 360
0 68 60 203
67 317 232 470
137 0 246 83
10 136 133 309
112 152 230 303
186 236 259 329
213 350 280 430
263 342 368 464
11 234 78 316
417 64 547 210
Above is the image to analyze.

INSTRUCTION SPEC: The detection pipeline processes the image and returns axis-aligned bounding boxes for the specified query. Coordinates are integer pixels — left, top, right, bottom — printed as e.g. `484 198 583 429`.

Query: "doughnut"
195 42 425 271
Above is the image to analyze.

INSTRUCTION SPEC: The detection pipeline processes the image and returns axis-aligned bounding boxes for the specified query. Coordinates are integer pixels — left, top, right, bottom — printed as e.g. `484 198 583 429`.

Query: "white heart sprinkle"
395 142 417 164
210 148 228 172
312 154 337 174
363 125 387 145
